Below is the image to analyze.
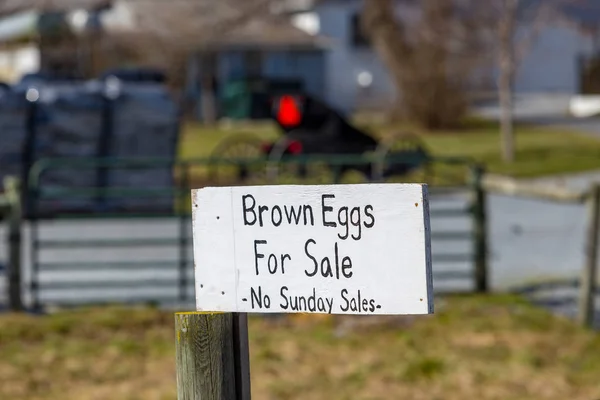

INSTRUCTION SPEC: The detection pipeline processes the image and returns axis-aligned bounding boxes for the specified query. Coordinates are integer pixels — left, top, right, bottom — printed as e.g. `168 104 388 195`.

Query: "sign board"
192 184 433 315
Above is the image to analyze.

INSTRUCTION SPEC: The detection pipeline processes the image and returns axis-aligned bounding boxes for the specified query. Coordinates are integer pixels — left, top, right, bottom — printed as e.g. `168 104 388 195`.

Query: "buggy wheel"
372 133 432 183
208 133 267 185
266 137 332 184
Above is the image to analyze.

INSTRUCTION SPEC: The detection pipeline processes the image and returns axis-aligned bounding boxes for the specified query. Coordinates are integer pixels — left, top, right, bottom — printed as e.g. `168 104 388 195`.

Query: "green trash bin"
220 77 305 120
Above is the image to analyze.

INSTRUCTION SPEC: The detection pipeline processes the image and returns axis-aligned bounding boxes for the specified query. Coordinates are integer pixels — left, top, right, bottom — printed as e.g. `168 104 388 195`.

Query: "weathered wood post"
181 183 434 398
470 165 488 293
175 312 250 400
578 183 600 328
4 176 23 311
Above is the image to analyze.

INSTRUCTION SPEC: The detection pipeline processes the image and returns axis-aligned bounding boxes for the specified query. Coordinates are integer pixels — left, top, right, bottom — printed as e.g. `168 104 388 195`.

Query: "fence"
481 175 600 327
0 154 485 312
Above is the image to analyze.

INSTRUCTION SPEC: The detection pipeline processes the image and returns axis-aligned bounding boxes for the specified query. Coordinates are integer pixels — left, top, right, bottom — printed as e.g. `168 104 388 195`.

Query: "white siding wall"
512 25 594 94
314 0 396 114
308 0 595 113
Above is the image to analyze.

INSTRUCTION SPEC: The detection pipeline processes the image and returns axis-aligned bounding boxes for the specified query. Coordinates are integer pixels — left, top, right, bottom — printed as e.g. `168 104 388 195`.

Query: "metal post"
4 177 23 311
96 86 115 209
470 165 488 293
578 183 600 328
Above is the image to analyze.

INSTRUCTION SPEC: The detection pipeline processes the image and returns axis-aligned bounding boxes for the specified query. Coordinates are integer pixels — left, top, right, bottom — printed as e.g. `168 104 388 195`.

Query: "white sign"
192 184 433 315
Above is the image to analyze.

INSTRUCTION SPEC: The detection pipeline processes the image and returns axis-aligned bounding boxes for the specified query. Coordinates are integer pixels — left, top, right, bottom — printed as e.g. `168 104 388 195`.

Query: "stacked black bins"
0 70 180 218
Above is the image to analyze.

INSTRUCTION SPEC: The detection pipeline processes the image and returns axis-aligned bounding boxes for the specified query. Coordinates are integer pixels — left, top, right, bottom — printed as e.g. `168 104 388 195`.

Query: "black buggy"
208 93 432 185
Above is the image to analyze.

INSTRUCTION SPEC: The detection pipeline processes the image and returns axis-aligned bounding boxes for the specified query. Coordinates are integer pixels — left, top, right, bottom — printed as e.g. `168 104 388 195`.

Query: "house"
0 0 114 81
284 0 397 114
284 0 600 115
0 0 331 120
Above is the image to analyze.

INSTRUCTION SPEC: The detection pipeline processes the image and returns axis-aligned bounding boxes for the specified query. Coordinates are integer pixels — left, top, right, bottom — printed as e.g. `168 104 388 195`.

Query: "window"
350 13 370 48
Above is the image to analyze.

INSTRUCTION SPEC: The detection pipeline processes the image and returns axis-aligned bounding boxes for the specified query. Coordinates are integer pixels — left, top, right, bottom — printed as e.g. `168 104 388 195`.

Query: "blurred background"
2 0 600 399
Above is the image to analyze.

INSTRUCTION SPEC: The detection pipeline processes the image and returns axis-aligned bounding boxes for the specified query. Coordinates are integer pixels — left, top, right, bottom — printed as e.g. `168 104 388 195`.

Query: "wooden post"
470 165 489 293
175 312 251 400
4 176 23 312
578 183 600 328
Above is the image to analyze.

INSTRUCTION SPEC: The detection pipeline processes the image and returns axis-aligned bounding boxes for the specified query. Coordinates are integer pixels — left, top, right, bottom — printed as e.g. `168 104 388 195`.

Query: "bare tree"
127 0 277 123
497 0 519 163
361 0 491 130
361 0 566 157
489 0 556 163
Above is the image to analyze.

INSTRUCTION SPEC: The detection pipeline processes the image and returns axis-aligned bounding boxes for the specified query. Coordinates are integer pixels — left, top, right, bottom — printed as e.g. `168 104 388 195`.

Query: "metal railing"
0 154 484 311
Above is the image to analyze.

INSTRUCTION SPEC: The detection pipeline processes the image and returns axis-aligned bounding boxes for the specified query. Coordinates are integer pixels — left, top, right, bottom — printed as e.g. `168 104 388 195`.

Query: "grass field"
179 119 600 181
1 295 600 400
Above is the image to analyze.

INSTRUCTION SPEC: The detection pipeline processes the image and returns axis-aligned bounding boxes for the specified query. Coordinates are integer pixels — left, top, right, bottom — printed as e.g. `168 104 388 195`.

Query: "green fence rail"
0 154 485 311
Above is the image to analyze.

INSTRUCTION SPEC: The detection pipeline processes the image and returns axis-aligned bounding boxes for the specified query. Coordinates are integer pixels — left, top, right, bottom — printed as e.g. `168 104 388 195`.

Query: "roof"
0 10 38 42
0 0 110 16
558 1 600 27
115 0 330 51
0 0 329 50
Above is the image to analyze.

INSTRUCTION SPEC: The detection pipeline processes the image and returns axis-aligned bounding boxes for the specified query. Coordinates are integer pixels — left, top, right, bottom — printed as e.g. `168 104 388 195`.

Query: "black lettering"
284 205 302 224
316 296 324 312
254 240 266 275
250 286 262 308
308 288 316 312
340 289 350 312
364 205 375 228
250 286 270 309
321 194 336 227
298 296 307 311
271 205 283 226
362 298 368 312
303 205 315 225
290 296 298 311
341 256 353 278
369 299 376 312
338 206 349 240
268 254 278 274
242 195 256 225
279 286 289 309
258 205 268 227
321 258 333 278
334 242 340 279
304 239 318 277
326 298 334 313
357 290 362 311
281 253 291 274
350 296 358 311
350 207 362 240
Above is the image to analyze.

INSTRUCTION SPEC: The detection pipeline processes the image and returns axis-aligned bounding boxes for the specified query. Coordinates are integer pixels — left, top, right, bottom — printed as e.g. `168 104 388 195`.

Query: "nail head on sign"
216 216 220 220
221 291 225 295
415 203 419 207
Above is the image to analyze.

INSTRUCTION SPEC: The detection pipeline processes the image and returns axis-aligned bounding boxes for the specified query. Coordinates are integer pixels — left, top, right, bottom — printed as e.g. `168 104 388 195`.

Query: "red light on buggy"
276 95 302 127
287 140 302 154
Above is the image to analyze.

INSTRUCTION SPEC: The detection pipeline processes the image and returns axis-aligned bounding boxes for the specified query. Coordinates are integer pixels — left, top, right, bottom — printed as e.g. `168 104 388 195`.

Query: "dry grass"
1 295 600 399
